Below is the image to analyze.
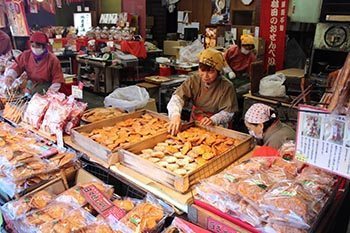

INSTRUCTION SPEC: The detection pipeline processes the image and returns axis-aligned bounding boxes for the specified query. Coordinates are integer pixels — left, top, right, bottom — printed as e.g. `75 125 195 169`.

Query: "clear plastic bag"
64 99 87 135
259 73 286 97
110 194 174 233
104 85 150 112
55 181 114 207
1 190 55 220
178 39 204 63
23 93 50 129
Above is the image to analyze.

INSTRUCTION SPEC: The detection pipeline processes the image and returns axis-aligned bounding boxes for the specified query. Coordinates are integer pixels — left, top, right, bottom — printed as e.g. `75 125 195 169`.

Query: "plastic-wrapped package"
40 99 72 135
1 190 54 220
64 100 87 135
77 221 116 233
23 93 50 129
163 217 197 233
55 181 114 206
278 141 296 160
260 182 315 229
261 223 308 233
111 194 174 233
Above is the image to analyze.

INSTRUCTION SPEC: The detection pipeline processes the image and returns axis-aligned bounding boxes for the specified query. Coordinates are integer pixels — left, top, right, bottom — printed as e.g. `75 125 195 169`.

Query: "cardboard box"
188 204 258 233
163 40 187 56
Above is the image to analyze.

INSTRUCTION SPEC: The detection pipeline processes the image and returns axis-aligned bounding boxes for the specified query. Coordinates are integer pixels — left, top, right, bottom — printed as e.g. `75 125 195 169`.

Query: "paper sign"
55 129 64 149
81 185 126 220
207 217 238 233
296 106 350 179
72 85 83 99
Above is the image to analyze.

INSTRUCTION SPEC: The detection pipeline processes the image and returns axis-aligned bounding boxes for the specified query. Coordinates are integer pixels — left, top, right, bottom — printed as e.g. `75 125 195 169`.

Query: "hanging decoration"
210 0 231 24
55 0 62 8
40 0 56 14
27 0 38 13
0 0 6 28
5 0 30 36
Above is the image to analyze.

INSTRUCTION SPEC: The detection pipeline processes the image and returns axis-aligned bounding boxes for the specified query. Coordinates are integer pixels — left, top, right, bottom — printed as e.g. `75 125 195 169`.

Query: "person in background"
167 48 238 135
225 34 256 77
0 30 12 56
4 31 63 94
244 103 296 149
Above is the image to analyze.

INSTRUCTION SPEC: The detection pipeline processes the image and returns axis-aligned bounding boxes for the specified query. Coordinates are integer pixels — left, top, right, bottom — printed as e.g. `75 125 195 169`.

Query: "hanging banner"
40 0 56 14
27 0 38 13
0 0 7 28
5 0 30 36
259 0 289 71
210 0 230 24
296 106 350 179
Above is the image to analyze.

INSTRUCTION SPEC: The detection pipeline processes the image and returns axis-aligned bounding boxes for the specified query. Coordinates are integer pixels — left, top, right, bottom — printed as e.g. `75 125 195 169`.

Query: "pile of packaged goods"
2 180 173 233
196 156 337 233
80 113 168 150
0 122 77 198
137 127 240 176
23 92 87 135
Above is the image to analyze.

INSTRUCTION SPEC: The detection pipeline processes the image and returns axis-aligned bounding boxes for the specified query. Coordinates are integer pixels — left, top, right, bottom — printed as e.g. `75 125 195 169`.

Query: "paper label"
80 185 126 220
55 130 64 149
207 217 238 233
72 85 83 99
296 106 350 179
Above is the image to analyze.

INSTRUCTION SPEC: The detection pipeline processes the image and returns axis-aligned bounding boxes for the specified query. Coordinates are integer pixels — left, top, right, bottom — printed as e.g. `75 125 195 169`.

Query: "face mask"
241 47 250 55
249 130 263 139
31 47 44 56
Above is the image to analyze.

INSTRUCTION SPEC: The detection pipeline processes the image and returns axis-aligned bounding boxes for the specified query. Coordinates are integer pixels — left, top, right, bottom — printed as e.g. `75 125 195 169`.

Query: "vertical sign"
5 0 30 36
260 0 289 71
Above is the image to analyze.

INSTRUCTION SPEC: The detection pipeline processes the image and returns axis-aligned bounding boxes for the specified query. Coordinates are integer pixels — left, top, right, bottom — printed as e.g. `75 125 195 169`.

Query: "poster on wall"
74 13 92 36
296 105 350 179
259 0 289 71
210 0 230 24
5 0 30 36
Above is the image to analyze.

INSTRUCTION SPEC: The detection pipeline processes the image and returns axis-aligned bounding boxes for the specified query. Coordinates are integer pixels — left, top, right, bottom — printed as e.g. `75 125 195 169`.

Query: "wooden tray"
81 107 125 123
145 75 171 84
71 110 170 165
118 123 254 193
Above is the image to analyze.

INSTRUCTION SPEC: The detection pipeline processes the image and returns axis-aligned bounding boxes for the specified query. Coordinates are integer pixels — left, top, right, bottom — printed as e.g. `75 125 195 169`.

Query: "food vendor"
244 103 296 149
167 48 238 135
224 34 256 77
0 30 12 55
4 32 64 94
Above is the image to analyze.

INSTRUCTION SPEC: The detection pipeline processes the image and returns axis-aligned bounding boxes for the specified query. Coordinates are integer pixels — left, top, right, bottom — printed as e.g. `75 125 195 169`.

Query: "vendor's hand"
168 115 181 136
4 76 14 87
200 117 214 126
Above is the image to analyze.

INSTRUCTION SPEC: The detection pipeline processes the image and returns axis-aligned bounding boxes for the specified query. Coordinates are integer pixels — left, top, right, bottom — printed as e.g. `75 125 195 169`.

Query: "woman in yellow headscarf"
167 48 238 135
225 34 256 76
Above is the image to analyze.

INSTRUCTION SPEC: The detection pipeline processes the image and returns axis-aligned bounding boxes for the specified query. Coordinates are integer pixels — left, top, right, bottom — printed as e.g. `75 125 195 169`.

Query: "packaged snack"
23 93 50 129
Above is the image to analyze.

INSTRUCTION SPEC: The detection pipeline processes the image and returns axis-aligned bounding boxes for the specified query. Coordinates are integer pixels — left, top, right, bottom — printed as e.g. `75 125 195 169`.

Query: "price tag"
207 217 238 233
72 84 83 99
55 130 64 149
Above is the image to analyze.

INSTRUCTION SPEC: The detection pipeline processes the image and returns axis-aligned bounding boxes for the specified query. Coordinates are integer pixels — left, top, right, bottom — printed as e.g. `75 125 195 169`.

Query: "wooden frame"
119 123 254 193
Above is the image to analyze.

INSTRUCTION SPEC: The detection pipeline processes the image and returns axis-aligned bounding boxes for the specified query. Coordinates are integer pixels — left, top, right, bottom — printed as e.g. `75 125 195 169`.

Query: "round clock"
241 0 253 6
324 26 347 48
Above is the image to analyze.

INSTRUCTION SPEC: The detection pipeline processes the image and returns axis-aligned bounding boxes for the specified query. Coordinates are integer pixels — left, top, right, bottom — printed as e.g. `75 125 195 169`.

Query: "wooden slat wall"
178 0 261 33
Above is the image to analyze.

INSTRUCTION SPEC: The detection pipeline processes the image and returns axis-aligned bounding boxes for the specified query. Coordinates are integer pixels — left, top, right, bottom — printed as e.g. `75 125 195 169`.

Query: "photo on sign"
210 0 230 24
323 119 345 145
302 114 321 139
344 122 350 147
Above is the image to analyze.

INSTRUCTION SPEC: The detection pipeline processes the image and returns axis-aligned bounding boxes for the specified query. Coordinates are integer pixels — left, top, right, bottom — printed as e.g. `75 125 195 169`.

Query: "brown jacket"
263 121 296 149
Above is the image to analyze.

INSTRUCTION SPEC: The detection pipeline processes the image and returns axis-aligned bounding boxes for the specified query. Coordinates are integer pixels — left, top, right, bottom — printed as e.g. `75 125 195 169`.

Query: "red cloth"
0 30 12 55
120 40 147 59
11 50 64 84
252 146 279 157
30 31 49 44
225 45 256 73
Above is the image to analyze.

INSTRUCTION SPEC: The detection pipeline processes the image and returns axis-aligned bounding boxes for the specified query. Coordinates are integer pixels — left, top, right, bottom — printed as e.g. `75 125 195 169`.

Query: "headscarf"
245 103 276 124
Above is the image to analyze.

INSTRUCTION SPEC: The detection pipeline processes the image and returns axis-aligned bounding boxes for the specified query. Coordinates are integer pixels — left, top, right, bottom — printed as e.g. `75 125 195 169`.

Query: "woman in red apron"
167 48 238 135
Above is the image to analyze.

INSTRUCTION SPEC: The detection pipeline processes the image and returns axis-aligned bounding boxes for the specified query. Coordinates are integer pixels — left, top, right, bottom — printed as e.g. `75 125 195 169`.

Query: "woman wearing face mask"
224 34 256 77
4 31 64 94
244 103 296 149
167 48 238 135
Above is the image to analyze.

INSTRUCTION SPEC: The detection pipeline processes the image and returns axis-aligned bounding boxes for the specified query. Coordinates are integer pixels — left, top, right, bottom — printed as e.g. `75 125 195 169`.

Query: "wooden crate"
71 110 169 165
118 123 254 193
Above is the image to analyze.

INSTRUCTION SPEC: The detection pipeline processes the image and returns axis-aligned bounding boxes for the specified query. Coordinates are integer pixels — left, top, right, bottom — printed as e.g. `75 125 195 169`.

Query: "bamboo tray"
118 123 254 193
71 110 170 165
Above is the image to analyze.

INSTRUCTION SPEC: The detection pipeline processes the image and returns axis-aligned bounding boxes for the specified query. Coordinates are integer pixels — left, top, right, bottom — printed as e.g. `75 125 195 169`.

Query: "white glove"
229 71 236 79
